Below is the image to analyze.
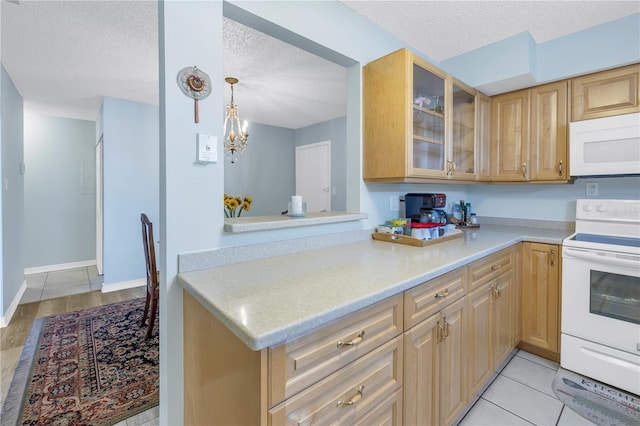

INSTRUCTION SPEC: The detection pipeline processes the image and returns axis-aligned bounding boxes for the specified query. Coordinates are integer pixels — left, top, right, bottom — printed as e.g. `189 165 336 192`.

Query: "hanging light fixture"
223 77 249 164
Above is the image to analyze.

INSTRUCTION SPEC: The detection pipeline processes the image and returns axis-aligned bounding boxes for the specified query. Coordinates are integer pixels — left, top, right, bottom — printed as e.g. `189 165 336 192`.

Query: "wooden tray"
372 229 463 247
456 224 480 230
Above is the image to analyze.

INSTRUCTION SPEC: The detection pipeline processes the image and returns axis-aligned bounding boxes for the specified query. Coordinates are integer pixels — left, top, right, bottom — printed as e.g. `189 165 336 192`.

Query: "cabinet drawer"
404 268 466 330
269 294 403 407
468 248 513 292
268 336 403 425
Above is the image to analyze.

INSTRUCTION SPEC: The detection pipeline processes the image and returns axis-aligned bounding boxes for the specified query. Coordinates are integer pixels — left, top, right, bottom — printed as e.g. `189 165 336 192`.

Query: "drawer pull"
337 331 365 348
491 263 503 271
434 289 449 299
337 386 364 407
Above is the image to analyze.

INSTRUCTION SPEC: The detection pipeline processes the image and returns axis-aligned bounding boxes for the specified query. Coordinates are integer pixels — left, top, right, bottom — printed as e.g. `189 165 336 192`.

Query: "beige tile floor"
459 350 597 426
20 265 105 303
1 267 157 426
4 268 600 426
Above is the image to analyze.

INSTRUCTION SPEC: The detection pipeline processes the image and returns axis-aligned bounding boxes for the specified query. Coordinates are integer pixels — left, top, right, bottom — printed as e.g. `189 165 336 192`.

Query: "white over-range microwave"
569 112 640 176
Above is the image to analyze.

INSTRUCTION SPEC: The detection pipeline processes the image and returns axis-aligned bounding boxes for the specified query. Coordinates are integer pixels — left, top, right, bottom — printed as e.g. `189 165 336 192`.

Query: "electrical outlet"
586 182 599 196
389 195 400 211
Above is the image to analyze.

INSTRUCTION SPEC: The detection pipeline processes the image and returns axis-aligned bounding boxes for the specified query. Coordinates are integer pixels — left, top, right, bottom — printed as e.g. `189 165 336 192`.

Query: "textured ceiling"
342 1 640 62
1 1 638 128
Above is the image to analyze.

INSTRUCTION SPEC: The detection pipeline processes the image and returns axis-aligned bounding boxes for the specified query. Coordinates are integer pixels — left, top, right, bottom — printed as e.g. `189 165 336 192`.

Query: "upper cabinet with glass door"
363 48 483 182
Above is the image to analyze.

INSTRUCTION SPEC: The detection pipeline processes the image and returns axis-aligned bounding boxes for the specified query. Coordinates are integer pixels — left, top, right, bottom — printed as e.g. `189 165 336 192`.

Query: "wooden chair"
141 213 159 339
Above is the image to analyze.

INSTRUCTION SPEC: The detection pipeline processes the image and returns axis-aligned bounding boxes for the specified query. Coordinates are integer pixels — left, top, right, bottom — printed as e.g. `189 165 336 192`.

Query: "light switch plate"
197 134 217 163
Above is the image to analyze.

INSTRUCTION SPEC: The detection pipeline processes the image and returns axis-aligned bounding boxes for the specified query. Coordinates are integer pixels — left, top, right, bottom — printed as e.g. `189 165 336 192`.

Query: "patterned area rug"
552 368 640 426
1 298 158 426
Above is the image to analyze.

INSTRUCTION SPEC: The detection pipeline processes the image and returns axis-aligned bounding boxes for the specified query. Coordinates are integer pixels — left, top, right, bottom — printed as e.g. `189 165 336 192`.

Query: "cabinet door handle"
443 317 450 338
435 289 449 299
337 385 364 407
437 320 445 342
522 163 527 179
559 160 563 176
337 330 365 348
550 249 555 267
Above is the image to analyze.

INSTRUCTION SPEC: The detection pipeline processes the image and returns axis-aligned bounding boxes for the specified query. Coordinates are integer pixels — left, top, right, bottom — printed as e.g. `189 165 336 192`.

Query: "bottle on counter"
465 202 472 225
459 200 467 224
471 213 478 225
452 203 462 221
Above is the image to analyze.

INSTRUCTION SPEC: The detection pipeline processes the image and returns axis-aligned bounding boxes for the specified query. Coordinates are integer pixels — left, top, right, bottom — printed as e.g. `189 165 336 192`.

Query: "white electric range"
561 199 640 396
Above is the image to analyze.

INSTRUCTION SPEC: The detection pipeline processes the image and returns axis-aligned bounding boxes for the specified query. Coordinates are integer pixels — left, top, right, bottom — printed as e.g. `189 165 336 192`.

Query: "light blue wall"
470 177 640 222
295 116 347 211
1 65 24 317
224 123 295 216
537 14 640 82
441 14 640 95
23 112 96 268
102 97 159 286
224 117 349 216
441 32 539 94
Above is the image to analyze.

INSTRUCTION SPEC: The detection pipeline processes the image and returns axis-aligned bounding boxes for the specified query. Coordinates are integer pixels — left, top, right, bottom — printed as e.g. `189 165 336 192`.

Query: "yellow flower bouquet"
224 194 252 217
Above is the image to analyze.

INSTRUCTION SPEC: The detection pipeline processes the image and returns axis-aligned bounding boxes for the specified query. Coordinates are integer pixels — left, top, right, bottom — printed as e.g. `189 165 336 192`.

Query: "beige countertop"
178 225 571 351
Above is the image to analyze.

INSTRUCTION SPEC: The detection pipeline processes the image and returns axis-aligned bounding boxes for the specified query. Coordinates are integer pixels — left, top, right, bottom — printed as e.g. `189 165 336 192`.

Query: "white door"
295 141 331 213
96 137 104 275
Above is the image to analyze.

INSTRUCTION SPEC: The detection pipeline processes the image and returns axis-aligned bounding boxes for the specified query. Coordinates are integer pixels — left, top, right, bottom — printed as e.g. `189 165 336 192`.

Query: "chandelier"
223 77 249 164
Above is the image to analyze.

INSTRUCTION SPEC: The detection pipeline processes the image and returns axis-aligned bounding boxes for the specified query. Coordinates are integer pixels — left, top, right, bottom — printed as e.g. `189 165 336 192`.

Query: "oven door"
562 245 640 354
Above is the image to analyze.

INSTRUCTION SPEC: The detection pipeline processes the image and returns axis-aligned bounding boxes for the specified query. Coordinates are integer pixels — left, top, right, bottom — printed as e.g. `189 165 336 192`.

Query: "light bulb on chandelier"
223 77 249 164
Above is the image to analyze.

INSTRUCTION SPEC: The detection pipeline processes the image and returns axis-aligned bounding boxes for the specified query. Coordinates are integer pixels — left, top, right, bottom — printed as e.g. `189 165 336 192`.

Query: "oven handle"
563 247 640 268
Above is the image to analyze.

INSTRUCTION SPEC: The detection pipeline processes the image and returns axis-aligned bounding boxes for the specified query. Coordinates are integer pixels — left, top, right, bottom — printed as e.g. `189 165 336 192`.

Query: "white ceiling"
1 1 638 129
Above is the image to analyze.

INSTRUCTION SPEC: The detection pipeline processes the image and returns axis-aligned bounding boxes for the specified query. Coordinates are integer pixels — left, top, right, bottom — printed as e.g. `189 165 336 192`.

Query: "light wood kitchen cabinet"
183 291 403 425
466 283 492 398
269 336 403 425
491 89 530 181
530 81 568 180
491 81 568 182
269 294 403 406
572 64 640 121
363 48 482 183
404 269 468 426
520 242 561 362
466 247 517 398
476 93 492 181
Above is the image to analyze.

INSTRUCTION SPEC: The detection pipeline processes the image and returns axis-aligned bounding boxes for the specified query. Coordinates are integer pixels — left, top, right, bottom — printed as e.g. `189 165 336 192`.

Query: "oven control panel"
576 199 640 222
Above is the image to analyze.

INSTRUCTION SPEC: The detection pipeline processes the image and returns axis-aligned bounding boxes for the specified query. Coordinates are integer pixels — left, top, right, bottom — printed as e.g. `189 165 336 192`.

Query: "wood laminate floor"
0 283 158 426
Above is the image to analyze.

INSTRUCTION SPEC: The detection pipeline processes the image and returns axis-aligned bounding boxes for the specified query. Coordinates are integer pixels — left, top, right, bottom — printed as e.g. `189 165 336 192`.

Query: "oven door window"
590 270 640 325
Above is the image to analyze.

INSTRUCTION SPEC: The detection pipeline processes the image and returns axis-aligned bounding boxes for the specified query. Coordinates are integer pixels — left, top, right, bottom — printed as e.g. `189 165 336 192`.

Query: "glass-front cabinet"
412 64 445 174
450 83 477 178
364 48 483 182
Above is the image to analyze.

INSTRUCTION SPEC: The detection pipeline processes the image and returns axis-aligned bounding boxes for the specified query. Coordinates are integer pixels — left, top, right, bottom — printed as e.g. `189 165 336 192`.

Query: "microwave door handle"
564 247 640 268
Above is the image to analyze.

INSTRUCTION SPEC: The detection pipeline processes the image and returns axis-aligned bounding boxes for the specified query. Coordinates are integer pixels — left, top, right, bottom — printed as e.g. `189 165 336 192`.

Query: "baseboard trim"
25 260 97 275
101 278 146 293
1 280 28 328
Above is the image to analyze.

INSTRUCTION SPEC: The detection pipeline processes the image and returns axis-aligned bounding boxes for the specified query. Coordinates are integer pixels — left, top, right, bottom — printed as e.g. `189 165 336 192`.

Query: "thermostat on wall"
197 133 217 164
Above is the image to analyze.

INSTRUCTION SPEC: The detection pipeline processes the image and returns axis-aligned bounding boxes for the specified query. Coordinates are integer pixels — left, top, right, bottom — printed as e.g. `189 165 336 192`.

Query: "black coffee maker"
402 193 447 225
